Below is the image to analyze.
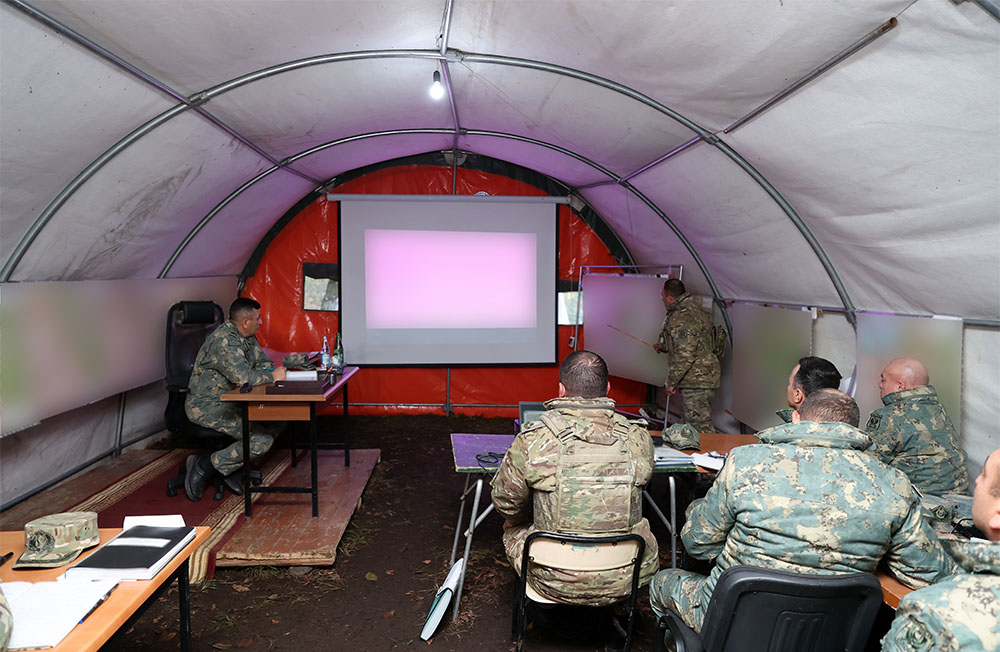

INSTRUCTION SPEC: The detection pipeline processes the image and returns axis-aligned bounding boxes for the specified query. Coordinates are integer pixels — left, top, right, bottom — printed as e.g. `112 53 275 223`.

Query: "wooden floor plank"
216 448 379 567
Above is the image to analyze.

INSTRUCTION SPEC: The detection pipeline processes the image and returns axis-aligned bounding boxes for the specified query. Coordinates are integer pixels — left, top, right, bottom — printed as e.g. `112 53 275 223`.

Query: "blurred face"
236 309 262 337
786 364 804 408
660 289 673 309
879 363 903 398
972 451 1000 540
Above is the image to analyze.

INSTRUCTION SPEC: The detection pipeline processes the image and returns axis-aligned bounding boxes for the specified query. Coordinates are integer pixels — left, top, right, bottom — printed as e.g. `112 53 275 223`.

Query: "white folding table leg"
450 474 473 565
643 481 679 569
452 476 483 620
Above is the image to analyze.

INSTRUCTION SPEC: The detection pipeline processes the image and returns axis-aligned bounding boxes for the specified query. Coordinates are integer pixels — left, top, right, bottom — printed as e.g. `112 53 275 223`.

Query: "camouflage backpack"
712 323 729 360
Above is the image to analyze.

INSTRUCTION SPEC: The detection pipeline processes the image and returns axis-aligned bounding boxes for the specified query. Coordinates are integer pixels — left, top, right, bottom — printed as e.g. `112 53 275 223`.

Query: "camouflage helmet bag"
13 511 100 569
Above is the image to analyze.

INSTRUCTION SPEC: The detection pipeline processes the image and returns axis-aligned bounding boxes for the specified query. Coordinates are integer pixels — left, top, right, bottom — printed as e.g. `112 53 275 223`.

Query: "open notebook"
5 579 118 650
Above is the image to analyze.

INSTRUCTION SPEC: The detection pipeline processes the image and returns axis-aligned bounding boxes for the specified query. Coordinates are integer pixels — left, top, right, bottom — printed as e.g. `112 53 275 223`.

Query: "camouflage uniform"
775 407 794 423
185 320 283 476
649 421 958 632
0 585 10 652
491 397 660 606
656 293 720 433
865 385 969 495
882 538 1000 652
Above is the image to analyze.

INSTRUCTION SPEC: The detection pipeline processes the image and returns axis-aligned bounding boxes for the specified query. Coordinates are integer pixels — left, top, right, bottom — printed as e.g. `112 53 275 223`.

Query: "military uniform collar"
880 384 938 406
756 420 872 450
666 292 693 313
544 396 617 413
941 538 1000 575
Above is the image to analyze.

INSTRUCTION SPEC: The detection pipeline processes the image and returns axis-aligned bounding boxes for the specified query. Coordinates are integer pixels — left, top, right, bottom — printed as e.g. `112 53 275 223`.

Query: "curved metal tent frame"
2 1 857 325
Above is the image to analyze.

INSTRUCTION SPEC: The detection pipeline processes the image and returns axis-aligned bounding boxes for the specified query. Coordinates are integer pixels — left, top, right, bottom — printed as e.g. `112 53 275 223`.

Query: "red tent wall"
243 164 646 416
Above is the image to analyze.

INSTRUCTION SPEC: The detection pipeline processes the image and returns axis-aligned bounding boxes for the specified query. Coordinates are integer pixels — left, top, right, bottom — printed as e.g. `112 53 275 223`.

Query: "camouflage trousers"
502 523 658 607
649 569 710 632
210 423 282 476
676 388 715 434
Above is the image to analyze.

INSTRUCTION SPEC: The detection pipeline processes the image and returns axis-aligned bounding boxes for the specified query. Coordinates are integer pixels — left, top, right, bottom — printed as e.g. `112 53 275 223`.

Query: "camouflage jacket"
775 407 794 423
865 385 969 495
491 397 659 589
681 421 958 612
656 293 720 389
185 321 275 422
882 538 1000 652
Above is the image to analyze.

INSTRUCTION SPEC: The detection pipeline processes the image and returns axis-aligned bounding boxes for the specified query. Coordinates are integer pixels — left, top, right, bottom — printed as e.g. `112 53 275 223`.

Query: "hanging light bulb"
429 70 445 100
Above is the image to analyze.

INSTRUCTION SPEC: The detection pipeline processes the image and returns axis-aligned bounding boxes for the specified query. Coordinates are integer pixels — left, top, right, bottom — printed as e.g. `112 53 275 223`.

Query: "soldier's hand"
653 343 663 353
665 385 678 396
272 366 287 382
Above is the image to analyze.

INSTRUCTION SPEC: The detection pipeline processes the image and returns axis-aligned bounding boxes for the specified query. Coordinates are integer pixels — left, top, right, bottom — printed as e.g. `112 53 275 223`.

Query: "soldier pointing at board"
653 279 721 434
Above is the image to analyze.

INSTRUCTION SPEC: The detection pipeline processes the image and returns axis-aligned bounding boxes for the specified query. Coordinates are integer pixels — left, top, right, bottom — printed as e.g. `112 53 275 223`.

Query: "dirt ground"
103 414 686 652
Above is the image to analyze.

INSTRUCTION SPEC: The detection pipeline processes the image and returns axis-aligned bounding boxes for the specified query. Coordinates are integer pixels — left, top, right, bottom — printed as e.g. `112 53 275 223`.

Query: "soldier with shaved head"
649 388 957 633
866 358 969 494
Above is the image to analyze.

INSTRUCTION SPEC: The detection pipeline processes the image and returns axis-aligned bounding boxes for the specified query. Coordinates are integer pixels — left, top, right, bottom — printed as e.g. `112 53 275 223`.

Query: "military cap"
664 423 700 450
13 511 100 569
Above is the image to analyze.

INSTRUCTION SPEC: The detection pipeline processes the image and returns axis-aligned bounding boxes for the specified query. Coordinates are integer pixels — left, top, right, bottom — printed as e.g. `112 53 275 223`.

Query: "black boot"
184 454 216 501
222 469 244 496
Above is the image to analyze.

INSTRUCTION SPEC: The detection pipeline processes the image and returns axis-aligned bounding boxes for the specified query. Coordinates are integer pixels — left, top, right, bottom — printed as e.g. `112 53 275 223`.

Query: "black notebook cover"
67 525 194 579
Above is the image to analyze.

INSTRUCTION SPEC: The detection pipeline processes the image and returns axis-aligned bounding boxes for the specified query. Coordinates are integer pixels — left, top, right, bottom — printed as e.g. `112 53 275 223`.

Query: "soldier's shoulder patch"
866 413 882 432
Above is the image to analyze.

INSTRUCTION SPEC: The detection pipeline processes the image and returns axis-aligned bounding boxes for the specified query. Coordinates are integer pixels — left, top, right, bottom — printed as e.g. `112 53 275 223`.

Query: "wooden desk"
221 366 358 518
876 570 913 609
1 526 210 652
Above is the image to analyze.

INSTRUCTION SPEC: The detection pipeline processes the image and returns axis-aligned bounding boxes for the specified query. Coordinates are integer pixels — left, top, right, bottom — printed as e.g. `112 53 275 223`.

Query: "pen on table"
0 551 13 567
79 584 117 624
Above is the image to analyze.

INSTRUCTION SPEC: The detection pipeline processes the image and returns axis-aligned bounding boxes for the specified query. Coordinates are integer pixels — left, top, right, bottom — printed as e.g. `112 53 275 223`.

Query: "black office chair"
657 566 883 652
512 531 646 652
162 301 244 500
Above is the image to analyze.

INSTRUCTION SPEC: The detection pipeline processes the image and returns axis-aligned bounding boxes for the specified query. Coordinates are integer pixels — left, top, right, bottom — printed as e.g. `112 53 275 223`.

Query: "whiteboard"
581 274 671 385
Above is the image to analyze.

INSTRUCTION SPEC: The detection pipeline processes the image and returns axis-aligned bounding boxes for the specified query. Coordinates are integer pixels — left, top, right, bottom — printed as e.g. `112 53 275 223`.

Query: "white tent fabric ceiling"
2 0 998 322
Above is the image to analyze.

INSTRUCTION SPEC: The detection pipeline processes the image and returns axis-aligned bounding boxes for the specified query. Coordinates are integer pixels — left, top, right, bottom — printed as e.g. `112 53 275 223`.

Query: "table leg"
310 403 319 517
243 403 252 518
669 475 677 569
450 474 472 565
178 558 191 652
452 477 483 620
343 384 351 467
643 488 676 569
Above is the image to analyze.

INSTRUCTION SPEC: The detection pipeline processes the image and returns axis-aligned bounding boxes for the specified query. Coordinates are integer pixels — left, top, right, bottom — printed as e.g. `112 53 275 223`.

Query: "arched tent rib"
0 9 855 322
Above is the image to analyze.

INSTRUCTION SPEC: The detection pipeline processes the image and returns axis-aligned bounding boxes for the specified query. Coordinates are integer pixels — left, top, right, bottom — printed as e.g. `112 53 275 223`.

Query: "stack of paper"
691 452 726 471
653 446 697 469
64 525 195 581
5 579 118 650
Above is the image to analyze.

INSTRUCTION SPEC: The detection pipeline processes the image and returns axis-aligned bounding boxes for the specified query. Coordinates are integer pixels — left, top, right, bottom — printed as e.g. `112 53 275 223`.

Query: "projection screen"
339 197 557 365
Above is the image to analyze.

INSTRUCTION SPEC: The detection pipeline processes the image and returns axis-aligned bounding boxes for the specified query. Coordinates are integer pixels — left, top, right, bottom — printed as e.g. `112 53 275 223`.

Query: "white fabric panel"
448 0 911 129
962 326 1000 482
10 113 271 281
0 5 173 267
725 1 1000 320
631 144 843 307
121 381 169 446
206 59 454 160
455 61 693 175
32 0 444 93
579 184 709 295
812 311 858 391
1 276 236 433
0 396 118 507
459 134 607 187
292 133 455 180
167 172 315 277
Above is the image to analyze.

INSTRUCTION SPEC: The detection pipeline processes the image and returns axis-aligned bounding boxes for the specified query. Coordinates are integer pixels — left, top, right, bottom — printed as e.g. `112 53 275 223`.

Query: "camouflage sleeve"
666 316 699 388
490 435 532 526
282 352 317 369
632 423 655 486
864 407 898 466
884 482 961 588
680 456 735 560
212 337 274 387
655 317 669 350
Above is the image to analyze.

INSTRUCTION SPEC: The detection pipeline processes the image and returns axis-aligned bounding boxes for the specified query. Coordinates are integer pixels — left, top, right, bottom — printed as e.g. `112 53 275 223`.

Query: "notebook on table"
63 525 195 581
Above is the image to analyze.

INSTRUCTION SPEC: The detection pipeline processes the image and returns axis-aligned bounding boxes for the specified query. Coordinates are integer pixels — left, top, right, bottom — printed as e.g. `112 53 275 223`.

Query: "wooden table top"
1 526 211 652
221 365 358 402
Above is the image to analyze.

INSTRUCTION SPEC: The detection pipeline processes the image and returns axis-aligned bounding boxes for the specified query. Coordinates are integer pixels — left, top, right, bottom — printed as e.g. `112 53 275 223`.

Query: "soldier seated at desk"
491 350 659 651
184 297 312 501
649 388 957 635
882 448 1000 652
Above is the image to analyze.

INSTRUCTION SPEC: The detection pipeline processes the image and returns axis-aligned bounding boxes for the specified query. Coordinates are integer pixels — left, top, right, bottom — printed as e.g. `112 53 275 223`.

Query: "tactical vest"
532 411 640 535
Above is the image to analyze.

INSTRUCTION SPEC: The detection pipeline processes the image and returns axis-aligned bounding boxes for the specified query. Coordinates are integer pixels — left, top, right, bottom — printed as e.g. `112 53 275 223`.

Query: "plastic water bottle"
320 336 331 370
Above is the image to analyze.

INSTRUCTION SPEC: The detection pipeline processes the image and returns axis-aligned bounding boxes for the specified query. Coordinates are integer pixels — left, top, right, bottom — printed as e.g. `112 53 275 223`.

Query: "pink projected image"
365 229 537 329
